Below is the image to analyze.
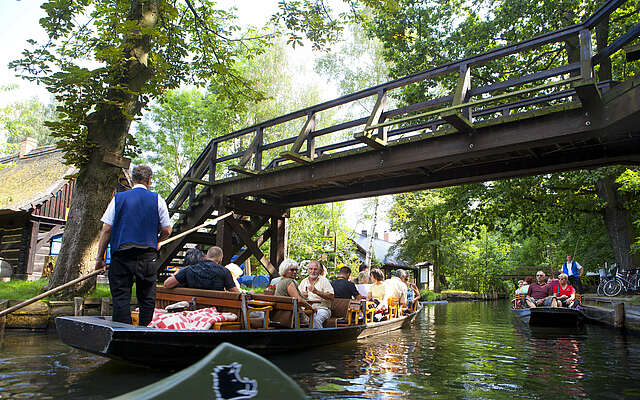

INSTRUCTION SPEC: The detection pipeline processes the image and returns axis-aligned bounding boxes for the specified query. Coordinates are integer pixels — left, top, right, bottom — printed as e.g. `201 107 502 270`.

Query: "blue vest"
110 187 159 253
562 261 580 276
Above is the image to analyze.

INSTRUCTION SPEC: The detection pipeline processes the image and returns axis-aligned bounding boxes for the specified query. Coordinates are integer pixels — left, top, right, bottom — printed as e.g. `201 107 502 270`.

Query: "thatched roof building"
0 139 76 279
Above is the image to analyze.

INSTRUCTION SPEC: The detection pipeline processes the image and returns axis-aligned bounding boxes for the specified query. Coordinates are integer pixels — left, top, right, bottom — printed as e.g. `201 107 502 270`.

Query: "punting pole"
157 211 233 248
0 212 234 318
0 270 102 317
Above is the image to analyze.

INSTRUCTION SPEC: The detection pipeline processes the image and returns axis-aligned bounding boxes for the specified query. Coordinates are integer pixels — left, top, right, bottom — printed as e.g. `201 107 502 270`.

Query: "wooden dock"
582 295 640 331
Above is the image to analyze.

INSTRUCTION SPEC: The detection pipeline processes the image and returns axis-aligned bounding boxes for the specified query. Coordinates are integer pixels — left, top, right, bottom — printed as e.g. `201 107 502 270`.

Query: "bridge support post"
270 217 286 277
574 29 603 114
216 203 234 265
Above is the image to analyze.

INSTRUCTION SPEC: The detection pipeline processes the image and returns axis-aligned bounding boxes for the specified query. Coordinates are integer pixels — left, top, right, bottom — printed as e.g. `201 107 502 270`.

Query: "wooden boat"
110 342 306 400
512 306 585 326
511 293 585 326
56 287 422 367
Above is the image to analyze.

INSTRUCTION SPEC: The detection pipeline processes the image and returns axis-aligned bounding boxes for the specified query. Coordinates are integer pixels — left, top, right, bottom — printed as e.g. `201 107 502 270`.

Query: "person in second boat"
554 273 577 308
525 270 557 308
299 260 334 328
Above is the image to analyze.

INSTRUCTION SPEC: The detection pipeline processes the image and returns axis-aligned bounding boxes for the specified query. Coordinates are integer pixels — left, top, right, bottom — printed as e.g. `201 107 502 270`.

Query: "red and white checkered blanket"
147 307 238 330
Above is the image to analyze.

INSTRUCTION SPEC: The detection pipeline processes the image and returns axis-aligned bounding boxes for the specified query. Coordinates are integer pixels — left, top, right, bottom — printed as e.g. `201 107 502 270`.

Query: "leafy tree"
10 0 268 295
1 87 57 155
389 190 459 292
134 87 239 198
448 168 638 269
287 202 357 277
364 0 640 269
617 169 640 255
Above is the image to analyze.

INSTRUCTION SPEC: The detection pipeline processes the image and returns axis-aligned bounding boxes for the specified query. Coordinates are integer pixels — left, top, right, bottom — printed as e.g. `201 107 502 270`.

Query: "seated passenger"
184 248 204 266
225 263 243 291
546 272 559 293
354 264 370 284
401 273 421 310
163 246 239 292
525 270 557 308
385 269 408 309
331 266 362 300
368 268 387 309
515 276 533 294
299 260 335 329
554 273 576 307
274 259 312 310
169 248 204 287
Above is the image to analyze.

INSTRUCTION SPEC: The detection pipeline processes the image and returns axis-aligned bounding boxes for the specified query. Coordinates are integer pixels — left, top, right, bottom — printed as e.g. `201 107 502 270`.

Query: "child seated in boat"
554 273 577 308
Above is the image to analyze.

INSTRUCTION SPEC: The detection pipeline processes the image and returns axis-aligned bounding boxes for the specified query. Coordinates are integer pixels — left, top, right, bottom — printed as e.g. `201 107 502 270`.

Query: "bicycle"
603 266 640 297
597 264 616 296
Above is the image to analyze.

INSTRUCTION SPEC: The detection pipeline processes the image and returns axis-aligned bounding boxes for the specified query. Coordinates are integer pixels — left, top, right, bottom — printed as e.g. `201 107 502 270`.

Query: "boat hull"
512 306 584 326
56 305 421 367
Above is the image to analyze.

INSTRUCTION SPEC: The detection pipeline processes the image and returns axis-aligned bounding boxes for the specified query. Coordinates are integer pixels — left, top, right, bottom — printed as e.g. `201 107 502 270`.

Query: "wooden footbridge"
158 0 640 277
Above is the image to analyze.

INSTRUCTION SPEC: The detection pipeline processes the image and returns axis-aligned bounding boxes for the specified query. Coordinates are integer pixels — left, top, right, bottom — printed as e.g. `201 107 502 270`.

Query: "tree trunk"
596 175 639 268
365 197 379 268
596 16 611 81
45 0 158 296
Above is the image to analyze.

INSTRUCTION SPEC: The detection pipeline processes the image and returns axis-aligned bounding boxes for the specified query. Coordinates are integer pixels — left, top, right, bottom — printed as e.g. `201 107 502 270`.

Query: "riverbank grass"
0 279 49 300
0 279 129 300
420 289 444 301
441 290 479 296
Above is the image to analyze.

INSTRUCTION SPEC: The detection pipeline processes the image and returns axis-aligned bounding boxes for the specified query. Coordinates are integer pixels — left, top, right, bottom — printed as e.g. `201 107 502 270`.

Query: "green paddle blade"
111 342 307 400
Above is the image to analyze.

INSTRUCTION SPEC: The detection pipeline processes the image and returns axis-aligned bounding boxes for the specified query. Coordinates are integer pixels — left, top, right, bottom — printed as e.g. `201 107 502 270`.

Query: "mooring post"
614 302 625 328
0 299 7 334
100 297 110 316
74 297 84 316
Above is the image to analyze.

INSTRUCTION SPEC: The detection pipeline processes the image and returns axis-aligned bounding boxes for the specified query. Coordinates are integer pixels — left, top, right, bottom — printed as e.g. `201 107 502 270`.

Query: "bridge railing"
165 0 638 216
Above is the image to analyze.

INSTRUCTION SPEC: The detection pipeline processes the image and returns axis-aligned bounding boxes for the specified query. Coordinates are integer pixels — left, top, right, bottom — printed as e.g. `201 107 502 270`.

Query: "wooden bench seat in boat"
250 293 310 329
512 293 526 309
388 298 401 319
324 298 365 327
155 287 272 330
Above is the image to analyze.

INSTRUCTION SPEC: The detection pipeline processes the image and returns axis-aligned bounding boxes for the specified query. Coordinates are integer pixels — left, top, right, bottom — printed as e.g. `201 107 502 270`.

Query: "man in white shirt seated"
385 269 408 307
299 260 334 328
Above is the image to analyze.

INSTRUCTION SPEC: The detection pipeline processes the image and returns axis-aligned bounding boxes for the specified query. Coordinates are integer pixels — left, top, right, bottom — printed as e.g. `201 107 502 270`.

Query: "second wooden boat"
512 306 585 326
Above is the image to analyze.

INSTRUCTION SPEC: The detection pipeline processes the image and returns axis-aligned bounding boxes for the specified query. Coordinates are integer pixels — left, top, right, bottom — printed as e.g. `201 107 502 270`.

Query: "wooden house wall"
0 216 31 279
0 180 73 279
32 180 74 220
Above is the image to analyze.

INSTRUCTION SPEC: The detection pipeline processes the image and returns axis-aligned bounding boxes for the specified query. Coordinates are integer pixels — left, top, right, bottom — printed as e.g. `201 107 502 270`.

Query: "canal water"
2 301 640 399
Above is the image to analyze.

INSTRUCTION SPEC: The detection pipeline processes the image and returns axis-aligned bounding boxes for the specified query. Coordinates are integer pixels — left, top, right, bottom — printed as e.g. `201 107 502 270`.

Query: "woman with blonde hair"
554 273 577 308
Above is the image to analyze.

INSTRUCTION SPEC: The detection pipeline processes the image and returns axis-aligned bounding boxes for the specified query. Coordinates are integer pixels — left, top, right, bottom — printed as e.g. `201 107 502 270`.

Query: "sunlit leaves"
10 0 270 168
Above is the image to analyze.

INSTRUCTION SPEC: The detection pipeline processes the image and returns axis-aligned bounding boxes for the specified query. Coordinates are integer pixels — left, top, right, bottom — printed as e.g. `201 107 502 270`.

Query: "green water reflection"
1 301 640 399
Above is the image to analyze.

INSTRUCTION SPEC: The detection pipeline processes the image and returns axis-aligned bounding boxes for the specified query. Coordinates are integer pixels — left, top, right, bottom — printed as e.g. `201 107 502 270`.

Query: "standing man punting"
95 165 172 326
562 255 584 294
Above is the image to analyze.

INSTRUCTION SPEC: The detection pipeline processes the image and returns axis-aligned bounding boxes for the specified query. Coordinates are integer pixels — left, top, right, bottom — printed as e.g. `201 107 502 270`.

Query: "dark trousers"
109 248 158 326
569 275 583 294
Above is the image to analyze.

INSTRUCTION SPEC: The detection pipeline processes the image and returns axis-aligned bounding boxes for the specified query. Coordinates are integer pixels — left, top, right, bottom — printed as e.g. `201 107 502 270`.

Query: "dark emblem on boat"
211 362 258 400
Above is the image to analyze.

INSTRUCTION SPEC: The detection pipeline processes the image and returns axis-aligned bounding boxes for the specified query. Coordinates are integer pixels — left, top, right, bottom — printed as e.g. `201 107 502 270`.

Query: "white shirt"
565 260 583 277
384 276 408 305
101 184 170 227
299 276 334 310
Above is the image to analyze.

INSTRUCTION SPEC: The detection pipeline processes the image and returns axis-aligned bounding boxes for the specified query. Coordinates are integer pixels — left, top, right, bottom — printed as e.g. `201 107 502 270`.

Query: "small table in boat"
247 300 276 308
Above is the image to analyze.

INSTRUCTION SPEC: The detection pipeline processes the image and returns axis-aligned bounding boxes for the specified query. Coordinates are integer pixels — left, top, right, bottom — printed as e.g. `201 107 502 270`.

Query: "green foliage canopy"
9 0 269 166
